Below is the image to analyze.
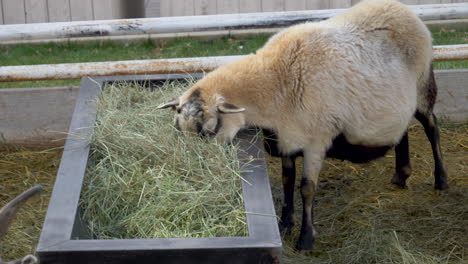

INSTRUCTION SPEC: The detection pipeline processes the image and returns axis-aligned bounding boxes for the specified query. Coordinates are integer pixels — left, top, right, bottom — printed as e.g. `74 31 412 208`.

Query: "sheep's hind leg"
279 156 296 235
415 111 448 190
296 147 323 250
391 131 412 188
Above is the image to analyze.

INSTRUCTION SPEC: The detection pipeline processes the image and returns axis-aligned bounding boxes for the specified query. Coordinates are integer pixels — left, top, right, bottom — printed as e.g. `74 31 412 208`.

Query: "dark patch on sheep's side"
326 134 392 163
261 129 390 163
262 128 302 158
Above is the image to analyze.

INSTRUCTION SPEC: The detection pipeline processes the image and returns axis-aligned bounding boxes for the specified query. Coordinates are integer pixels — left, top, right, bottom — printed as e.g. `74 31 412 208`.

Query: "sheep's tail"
0 185 43 240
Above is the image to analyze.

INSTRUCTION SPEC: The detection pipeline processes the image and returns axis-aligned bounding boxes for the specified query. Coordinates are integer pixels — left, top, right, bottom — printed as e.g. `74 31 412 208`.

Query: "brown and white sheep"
0 186 42 264
159 0 448 250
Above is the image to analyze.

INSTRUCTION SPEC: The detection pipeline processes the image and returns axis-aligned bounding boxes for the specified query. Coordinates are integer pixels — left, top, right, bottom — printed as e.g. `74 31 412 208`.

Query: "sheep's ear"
217 103 245 114
157 98 180 110
0 185 43 240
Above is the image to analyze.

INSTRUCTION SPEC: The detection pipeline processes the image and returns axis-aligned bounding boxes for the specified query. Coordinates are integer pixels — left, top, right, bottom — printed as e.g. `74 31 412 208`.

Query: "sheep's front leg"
279 156 296 235
297 147 324 250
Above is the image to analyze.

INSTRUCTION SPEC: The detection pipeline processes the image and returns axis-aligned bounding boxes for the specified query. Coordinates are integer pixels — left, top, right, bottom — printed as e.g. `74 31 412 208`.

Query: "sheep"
0 185 42 264
158 0 448 250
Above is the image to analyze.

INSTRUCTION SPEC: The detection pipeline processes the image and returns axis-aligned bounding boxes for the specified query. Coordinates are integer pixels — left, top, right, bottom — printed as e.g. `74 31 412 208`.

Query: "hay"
0 145 61 261
79 80 248 239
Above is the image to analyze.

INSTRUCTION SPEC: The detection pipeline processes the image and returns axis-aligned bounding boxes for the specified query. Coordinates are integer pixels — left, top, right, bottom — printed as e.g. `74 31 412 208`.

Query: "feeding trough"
36 74 282 264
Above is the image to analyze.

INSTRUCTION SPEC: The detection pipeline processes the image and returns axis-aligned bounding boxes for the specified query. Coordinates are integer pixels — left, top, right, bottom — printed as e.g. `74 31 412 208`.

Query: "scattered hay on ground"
270 122 467 264
0 145 62 261
80 80 247 239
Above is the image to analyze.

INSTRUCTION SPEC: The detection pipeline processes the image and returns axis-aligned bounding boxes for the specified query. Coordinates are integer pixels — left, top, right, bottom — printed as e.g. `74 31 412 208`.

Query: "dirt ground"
0 123 466 263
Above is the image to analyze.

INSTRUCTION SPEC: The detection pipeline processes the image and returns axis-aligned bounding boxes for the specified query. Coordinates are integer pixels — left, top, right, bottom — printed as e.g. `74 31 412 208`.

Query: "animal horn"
217 103 245 114
157 98 180 110
0 185 43 240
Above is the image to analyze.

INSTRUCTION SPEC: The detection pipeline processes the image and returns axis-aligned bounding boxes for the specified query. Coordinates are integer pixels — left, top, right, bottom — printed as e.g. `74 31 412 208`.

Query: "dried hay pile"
0 146 61 261
79 81 248 239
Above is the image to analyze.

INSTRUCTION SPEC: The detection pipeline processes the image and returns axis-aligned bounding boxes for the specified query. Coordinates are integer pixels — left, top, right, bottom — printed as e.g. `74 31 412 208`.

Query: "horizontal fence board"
3 0 26 24
25 0 48 23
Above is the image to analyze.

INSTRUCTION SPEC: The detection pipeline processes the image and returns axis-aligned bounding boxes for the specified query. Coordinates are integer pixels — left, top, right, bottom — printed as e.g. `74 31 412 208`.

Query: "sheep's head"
0 186 42 264
158 87 246 143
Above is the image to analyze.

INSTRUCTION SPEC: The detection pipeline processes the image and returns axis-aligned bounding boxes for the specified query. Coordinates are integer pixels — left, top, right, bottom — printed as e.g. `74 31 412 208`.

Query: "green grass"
432 29 468 70
0 28 466 88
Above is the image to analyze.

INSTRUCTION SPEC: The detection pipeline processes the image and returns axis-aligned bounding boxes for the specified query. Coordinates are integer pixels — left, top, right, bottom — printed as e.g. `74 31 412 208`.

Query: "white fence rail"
0 3 467 42
0 44 467 82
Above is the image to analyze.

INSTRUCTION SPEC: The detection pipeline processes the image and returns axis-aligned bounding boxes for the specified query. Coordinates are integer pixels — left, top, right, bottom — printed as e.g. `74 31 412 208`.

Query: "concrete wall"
0 69 466 147
0 86 78 146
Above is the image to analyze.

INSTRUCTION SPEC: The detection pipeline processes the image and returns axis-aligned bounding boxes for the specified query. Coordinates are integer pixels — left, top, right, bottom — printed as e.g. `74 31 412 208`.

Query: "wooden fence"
0 0 129 24
155 0 468 17
0 0 466 24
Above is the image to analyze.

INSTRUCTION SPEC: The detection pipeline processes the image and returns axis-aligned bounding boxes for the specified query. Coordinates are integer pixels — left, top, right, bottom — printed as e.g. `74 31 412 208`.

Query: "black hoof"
434 170 448 190
295 233 315 251
296 229 315 250
391 173 409 188
435 181 448 191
